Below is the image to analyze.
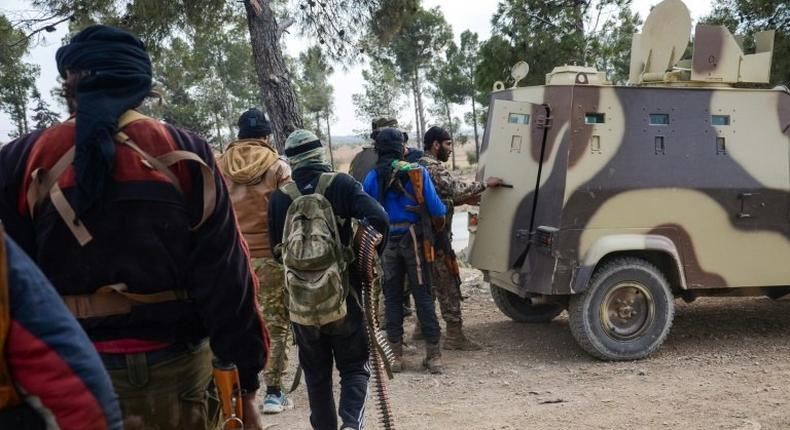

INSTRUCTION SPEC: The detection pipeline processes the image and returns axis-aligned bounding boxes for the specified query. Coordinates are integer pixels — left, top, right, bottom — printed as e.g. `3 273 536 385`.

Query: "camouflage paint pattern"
470 73 790 297
252 257 291 389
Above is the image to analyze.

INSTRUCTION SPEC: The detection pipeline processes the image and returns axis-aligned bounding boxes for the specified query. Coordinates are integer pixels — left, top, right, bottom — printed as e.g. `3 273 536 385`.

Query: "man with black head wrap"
362 127 447 374
0 25 268 430
348 116 423 182
419 126 504 351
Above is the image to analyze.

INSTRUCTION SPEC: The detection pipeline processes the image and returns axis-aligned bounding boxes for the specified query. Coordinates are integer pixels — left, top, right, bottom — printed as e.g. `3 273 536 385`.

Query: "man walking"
362 127 447 374
269 129 388 430
418 126 504 350
219 108 294 414
0 25 268 429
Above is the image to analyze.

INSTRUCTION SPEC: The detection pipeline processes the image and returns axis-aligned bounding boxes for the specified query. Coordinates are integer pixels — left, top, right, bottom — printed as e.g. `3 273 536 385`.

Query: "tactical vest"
24 111 216 320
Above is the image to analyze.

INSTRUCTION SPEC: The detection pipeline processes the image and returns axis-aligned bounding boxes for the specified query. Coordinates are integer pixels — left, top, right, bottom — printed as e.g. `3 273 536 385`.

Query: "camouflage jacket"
418 152 485 216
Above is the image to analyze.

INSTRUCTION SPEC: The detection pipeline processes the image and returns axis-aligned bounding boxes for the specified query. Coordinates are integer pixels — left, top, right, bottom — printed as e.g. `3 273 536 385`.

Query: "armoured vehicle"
468 0 790 360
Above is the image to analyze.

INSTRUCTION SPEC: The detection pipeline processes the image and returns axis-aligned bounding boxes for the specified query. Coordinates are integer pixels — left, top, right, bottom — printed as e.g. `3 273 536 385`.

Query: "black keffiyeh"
372 127 405 203
55 25 152 214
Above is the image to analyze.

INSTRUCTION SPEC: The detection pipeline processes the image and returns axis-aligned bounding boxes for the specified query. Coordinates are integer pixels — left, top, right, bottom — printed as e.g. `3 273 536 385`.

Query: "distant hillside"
330 134 366 147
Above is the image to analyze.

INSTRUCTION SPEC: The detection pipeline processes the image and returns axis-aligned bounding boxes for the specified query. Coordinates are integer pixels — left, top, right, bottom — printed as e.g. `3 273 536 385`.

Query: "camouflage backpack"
279 173 353 327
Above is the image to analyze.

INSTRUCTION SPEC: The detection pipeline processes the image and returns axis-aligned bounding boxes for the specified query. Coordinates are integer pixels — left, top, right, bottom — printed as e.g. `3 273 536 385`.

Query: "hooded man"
362 127 447 374
0 25 267 430
348 117 423 182
218 108 294 414
268 129 388 430
418 126 504 350
349 117 421 321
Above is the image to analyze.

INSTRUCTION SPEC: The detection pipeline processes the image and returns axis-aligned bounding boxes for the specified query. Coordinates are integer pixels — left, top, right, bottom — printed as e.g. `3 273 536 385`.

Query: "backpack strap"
406 169 426 206
117 134 217 230
280 182 302 201
25 111 218 246
315 172 338 196
0 228 22 409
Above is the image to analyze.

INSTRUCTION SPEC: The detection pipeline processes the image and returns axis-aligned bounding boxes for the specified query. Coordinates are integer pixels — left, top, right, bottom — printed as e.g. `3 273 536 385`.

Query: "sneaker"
262 392 294 414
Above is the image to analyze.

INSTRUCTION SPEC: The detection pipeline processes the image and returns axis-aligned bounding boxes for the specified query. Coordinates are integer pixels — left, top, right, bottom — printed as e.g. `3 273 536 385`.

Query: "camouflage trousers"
432 250 463 324
252 257 291 390
105 341 220 430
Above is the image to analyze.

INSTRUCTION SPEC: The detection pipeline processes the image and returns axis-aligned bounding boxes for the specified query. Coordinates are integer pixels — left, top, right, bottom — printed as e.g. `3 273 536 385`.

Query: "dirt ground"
260 269 790 430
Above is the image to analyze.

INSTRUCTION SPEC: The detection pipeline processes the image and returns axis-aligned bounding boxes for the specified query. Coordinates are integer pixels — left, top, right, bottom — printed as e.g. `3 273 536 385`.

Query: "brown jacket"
219 139 292 258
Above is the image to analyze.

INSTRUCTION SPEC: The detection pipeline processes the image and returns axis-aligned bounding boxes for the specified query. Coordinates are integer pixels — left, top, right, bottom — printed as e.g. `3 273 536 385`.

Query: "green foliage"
466 148 478 164
386 6 452 79
458 31 481 101
294 45 335 165
33 0 229 56
30 88 61 130
0 14 40 138
383 6 452 136
703 0 789 86
427 40 467 107
586 6 641 84
475 0 641 104
474 35 515 105
352 57 405 125
296 46 334 124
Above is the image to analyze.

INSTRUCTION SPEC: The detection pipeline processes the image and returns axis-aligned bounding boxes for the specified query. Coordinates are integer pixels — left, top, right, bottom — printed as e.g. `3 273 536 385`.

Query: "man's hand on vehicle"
486 177 505 188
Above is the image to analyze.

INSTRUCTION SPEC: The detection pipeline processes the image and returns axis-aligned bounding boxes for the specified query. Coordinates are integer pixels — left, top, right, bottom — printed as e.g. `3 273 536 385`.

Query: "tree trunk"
314 111 322 139
445 100 456 170
213 112 224 152
244 0 303 152
411 80 421 141
471 97 480 162
414 67 426 138
325 111 334 169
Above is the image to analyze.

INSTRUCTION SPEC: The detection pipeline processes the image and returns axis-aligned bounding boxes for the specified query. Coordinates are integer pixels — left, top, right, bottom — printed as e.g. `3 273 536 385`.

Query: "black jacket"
0 119 267 392
269 164 389 260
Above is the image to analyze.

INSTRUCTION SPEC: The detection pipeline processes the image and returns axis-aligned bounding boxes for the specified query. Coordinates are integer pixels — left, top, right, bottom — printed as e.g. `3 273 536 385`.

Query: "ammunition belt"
355 223 396 430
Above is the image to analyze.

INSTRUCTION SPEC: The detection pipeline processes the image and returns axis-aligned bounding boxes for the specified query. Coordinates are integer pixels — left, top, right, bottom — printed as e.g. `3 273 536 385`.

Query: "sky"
0 0 714 141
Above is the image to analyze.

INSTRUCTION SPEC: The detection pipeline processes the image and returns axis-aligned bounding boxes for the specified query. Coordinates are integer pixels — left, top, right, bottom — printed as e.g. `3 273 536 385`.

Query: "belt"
62 283 188 319
99 339 207 370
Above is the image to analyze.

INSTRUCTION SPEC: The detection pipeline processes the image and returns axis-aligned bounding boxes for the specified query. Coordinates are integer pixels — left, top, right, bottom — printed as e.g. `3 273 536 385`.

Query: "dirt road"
262 269 790 429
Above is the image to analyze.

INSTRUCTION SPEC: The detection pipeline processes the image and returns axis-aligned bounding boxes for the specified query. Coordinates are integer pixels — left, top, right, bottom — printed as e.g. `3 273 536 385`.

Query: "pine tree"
30 88 61 130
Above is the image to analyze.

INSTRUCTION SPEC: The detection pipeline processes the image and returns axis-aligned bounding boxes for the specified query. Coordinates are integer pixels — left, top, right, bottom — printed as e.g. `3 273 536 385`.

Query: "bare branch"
277 16 295 38
7 14 71 49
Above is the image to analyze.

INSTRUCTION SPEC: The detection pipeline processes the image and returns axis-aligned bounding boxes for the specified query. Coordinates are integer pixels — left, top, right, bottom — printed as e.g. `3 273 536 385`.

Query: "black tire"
490 285 564 323
568 257 674 360
766 287 790 300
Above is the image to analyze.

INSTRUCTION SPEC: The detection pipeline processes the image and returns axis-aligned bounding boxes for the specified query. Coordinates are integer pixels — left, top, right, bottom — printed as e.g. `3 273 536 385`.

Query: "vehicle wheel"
766 287 790 300
568 257 674 360
490 285 564 323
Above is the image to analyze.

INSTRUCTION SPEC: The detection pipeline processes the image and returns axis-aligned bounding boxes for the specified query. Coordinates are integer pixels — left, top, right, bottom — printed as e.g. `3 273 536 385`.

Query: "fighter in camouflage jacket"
418 126 503 351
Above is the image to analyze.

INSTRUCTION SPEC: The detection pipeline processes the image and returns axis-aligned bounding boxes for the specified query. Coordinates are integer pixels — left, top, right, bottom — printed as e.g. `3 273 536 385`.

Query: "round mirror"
510 61 530 86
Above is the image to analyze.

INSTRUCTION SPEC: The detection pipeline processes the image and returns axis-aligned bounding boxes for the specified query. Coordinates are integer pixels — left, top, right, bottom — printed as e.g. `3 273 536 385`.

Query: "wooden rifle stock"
212 359 243 429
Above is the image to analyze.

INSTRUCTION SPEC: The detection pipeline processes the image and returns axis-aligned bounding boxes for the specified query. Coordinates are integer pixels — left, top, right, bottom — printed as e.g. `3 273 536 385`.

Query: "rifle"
434 228 463 299
212 359 243 429
404 169 437 289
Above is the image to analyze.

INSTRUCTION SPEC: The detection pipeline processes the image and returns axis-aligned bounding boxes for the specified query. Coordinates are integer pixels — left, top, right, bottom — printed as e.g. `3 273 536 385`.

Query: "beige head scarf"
218 138 279 185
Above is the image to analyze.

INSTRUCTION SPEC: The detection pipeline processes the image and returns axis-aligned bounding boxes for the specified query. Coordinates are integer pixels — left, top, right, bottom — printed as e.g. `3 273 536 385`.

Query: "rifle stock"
212 359 243 429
